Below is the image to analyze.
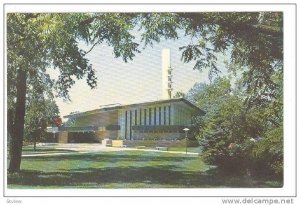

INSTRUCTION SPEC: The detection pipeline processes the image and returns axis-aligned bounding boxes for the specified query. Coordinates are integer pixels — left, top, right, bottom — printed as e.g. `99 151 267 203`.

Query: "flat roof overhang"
59 125 120 133
64 98 205 118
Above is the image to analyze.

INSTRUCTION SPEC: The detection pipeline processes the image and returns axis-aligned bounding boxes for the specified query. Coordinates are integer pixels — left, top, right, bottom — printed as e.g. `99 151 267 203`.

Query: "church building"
57 49 204 143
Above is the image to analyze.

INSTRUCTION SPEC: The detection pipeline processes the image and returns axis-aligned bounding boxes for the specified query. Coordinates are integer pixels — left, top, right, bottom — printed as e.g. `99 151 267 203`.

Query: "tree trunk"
33 133 36 151
7 109 14 161
8 68 27 173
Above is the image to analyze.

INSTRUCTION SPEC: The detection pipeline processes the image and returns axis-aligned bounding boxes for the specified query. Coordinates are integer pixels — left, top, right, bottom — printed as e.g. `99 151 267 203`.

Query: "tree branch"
84 39 102 55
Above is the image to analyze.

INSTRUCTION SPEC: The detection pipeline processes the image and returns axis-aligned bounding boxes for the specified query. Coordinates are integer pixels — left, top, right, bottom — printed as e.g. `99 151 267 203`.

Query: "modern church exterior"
58 98 204 143
56 49 204 143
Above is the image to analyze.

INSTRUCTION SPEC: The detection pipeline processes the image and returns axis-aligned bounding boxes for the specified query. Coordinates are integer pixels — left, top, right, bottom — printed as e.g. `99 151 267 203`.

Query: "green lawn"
21 147 77 155
8 149 282 188
167 147 201 153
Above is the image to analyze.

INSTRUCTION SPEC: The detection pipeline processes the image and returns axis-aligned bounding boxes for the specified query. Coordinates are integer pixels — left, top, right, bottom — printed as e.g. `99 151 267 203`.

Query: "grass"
167 147 201 153
21 147 76 155
7 147 283 189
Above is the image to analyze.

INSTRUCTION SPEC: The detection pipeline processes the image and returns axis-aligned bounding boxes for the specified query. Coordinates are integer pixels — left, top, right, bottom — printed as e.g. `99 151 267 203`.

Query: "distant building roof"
64 98 205 118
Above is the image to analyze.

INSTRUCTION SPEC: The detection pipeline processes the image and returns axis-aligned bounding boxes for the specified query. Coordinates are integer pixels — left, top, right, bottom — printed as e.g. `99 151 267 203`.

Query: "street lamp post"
183 128 190 155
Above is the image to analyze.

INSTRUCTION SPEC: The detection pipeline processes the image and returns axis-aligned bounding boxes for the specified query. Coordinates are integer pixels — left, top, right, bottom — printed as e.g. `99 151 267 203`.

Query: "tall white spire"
162 48 173 99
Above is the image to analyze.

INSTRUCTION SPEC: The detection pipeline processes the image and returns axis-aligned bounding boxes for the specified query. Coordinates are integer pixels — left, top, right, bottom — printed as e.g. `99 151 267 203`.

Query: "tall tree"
7 13 139 172
24 99 59 150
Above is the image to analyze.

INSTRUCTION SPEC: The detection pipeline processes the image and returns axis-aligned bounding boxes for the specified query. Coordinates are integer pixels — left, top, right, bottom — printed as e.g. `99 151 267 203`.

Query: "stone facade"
58 131 68 143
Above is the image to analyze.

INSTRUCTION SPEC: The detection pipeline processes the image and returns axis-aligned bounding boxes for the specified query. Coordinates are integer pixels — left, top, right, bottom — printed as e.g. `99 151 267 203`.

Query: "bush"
251 125 283 178
200 138 254 175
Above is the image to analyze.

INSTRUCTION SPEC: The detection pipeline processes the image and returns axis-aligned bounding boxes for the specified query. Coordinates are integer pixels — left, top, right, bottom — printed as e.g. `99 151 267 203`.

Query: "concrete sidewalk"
22 143 199 157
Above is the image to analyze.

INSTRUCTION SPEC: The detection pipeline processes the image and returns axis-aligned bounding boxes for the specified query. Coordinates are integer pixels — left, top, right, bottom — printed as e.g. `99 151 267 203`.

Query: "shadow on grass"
7 166 282 188
7 167 231 188
8 152 283 188
22 148 77 153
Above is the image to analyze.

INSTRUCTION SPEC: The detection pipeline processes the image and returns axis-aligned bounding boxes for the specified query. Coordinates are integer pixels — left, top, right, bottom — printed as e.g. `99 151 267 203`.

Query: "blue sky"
51 31 227 118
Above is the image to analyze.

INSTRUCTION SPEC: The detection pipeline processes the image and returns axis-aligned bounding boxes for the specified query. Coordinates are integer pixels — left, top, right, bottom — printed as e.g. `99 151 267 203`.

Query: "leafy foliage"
53 116 63 127
24 99 59 143
186 76 282 177
7 13 143 172
7 13 97 106
176 13 282 101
